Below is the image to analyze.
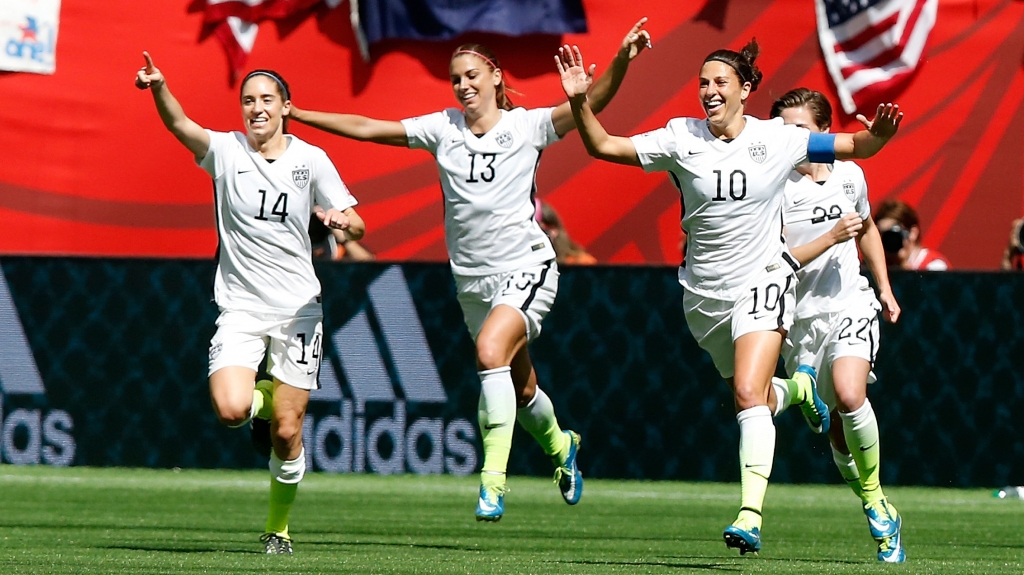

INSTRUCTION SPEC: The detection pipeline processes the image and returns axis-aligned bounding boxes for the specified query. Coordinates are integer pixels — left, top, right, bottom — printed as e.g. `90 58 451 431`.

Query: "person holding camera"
873 199 950 271
1000 218 1024 270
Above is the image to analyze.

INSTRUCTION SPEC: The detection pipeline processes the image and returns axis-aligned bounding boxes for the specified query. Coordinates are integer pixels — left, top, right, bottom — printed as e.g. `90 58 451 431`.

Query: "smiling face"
450 54 500 116
240 75 290 143
698 61 750 135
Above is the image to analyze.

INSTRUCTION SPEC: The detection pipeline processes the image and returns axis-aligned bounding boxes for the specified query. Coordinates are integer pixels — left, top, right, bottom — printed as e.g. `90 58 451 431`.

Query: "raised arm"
556 45 641 167
788 213 863 266
550 17 651 137
290 107 409 147
834 103 903 160
858 215 900 323
135 51 210 160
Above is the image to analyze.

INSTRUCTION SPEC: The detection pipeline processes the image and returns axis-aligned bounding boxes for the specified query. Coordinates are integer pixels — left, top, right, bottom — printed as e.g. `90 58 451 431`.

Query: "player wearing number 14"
135 53 364 554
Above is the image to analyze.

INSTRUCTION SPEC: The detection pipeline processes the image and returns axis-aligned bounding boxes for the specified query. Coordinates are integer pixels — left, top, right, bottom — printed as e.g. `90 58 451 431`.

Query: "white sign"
0 0 60 74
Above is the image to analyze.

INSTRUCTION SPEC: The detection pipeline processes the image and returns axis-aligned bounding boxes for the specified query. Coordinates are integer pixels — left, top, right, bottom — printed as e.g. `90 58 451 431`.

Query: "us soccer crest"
748 144 766 164
495 131 514 149
292 168 310 189
843 181 856 200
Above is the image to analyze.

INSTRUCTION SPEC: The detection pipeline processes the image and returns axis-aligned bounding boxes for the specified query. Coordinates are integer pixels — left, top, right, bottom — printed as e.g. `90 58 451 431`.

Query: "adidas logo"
302 266 478 476
0 267 76 466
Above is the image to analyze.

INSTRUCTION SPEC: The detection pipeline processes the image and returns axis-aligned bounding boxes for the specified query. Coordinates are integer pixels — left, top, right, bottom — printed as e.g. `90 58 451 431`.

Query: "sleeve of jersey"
312 150 357 212
400 111 445 153
523 107 558 148
854 168 871 219
197 129 228 177
629 127 677 173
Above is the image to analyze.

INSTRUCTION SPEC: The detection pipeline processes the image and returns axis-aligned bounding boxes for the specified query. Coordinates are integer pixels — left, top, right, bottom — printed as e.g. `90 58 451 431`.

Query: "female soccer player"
770 88 904 563
135 52 364 554
556 40 902 554
289 19 653 521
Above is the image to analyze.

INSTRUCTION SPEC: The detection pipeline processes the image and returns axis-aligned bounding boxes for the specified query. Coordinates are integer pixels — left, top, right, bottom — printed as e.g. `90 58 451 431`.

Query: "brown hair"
703 39 763 92
451 44 514 111
874 199 920 229
769 87 833 131
538 201 590 261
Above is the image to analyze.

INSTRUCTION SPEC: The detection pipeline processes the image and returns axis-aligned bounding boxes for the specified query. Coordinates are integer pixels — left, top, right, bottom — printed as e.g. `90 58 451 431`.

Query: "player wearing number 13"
135 53 364 554
290 19 653 521
557 39 902 554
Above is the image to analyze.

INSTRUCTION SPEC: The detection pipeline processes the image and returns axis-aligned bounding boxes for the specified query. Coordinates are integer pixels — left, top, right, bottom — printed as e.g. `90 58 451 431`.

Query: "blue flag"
358 0 587 44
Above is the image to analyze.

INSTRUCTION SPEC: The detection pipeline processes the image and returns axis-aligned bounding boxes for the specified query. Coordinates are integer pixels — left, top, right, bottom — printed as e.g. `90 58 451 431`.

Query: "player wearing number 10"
556 39 902 554
135 53 364 554
290 19 653 521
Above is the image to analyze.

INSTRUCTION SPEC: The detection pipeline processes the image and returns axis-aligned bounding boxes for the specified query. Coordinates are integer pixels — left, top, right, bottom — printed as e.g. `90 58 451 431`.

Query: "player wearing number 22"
135 53 364 554
557 38 902 555
290 19 653 521
771 88 904 563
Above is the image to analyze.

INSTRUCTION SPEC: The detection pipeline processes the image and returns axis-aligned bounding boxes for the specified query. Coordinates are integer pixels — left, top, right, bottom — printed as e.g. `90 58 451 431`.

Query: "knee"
475 338 509 371
833 383 865 413
273 414 304 446
212 398 251 428
732 380 767 411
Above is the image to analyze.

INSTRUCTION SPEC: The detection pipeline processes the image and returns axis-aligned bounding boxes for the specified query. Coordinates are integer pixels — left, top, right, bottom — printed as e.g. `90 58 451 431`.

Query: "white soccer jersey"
782 160 874 319
199 131 357 315
402 107 558 276
631 116 809 300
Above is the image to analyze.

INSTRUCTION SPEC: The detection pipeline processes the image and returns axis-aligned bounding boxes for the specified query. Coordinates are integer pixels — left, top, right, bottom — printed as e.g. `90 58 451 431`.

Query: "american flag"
204 0 344 80
815 0 938 114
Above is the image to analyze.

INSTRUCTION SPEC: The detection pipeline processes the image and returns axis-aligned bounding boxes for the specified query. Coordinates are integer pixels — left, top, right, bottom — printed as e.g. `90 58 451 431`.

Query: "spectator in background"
1000 218 1024 270
309 212 375 261
874 199 950 271
535 199 596 265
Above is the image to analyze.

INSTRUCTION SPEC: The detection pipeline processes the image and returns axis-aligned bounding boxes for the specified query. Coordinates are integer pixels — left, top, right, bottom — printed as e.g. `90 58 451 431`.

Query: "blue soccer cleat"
723 523 761 555
475 484 505 522
864 499 901 540
794 365 830 434
553 431 583 505
877 526 906 563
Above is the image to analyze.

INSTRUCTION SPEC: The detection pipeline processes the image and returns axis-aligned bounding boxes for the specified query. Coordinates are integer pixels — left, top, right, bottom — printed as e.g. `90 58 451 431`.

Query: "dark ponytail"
703 38 763 92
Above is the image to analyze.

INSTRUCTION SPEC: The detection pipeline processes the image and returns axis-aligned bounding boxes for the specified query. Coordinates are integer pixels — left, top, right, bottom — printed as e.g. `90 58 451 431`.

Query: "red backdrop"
1 0 1021 268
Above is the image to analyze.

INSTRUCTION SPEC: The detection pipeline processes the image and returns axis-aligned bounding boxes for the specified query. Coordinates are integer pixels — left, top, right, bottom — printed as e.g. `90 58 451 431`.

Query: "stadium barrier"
1 258 1021 488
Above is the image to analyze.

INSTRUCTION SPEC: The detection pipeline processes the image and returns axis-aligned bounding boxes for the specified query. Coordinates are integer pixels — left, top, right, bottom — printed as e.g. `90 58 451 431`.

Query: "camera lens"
881 227 905 254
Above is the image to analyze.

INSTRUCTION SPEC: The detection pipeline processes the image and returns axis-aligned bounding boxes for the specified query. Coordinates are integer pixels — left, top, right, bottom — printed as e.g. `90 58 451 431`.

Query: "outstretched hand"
316 208 350 230
135 51 164 90
857 103 903 140
555 45 594 101
619 17 652 61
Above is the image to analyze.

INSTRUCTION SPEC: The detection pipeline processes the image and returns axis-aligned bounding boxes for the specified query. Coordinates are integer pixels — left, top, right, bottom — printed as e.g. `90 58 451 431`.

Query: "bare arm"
834 103 903 160
556 45 641 166
290 107 409 147
858 215 901 323
317 206 365 241
550 17 651 137
789 213 863 266
135 51 209 160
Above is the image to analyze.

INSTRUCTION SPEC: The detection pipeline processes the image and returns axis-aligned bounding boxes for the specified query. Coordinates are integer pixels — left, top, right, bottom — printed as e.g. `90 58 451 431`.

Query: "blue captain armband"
807 132 836 163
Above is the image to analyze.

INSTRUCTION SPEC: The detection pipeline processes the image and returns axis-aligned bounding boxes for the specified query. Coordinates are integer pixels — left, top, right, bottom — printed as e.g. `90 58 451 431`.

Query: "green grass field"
0 466 1021 574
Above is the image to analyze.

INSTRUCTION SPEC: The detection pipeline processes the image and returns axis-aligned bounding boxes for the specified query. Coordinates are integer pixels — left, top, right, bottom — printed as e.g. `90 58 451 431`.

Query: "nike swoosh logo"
478 499 497 512
483 424 503 430
687 150 702 155
867 516 890 531
859 442 878 451
238 169 254 174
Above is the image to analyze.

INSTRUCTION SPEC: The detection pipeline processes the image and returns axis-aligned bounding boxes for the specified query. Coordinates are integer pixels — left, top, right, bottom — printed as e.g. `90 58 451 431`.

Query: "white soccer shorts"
455 260 558 342
208 309 324 391
683 271 796 379
783 296 881 410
